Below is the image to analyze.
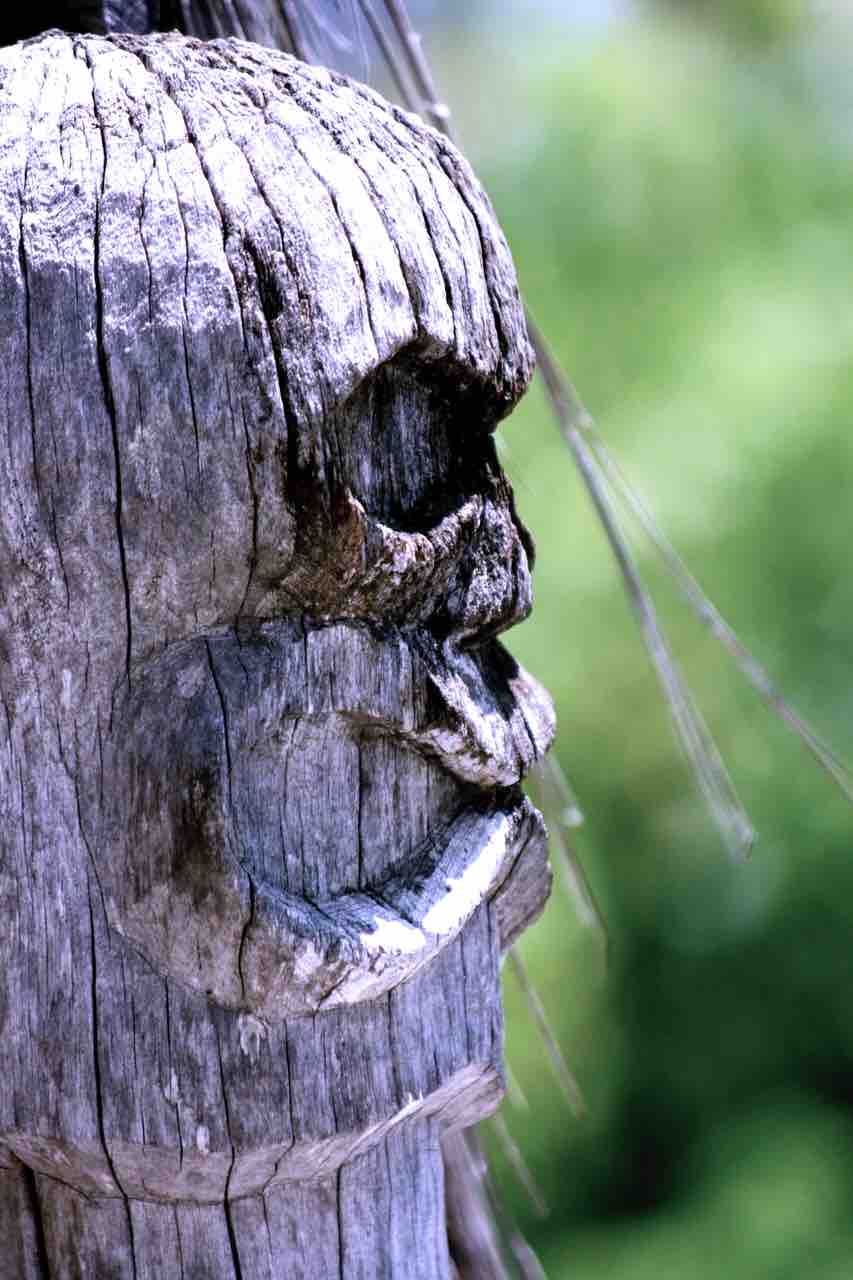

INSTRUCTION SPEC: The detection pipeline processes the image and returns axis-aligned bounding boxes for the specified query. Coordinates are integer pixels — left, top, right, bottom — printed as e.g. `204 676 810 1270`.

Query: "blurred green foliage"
642 0 807 48
433 5 853 1277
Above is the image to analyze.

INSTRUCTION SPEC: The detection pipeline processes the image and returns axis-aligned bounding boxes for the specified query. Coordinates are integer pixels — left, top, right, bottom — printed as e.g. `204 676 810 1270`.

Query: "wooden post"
0 29 554 1277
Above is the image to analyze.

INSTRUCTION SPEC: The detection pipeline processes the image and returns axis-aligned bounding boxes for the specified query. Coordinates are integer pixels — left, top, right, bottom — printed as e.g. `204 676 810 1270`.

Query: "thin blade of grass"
380 0 453 133
302 1 359 60
543 751 584 829
443 1130 515 1280
505 1230 548 1280
176 0 216 38
279 0 314 61
532 325 756 862
527 757 607 946
489 1112 549 1219
507 947 586 1118
581 422 853 806
356 0 423 113
468 1130 549 1280
346 0 372 83
504 1062 530 1112
216 0 247 39
548 819 609 959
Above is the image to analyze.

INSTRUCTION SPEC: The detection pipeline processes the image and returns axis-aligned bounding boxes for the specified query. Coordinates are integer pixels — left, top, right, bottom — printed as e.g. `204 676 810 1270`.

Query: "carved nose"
266 480 533 645
440 493 534 645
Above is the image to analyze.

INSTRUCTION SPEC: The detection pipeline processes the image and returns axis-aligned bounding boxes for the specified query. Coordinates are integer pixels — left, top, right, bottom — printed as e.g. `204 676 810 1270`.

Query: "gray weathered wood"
0 28 553 1277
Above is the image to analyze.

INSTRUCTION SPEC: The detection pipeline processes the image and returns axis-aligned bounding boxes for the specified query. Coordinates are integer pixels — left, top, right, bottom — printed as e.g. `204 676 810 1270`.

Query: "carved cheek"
98 621 553 1020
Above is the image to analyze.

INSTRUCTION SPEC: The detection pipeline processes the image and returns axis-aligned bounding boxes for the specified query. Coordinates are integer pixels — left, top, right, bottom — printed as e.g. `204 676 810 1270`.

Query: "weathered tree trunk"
0 26 553 1278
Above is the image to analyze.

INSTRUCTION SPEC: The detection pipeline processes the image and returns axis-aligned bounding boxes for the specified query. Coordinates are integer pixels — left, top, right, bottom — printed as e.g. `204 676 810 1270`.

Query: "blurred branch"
533 327 756 862
445 1129 548 1280
507 947 586 1118
357 0 423 111
581 423 853 806
380 0 452 131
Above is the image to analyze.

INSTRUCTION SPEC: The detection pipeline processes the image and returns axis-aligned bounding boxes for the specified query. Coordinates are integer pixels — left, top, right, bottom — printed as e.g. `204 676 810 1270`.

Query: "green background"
421 1 853 1275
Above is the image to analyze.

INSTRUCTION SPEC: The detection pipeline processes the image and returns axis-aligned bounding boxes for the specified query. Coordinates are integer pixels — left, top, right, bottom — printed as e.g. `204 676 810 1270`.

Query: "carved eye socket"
331 358 505 530
274 355 535 646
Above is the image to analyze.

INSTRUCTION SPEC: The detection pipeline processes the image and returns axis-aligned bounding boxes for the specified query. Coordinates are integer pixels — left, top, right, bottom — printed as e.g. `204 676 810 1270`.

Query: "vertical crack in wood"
204 638 235 790
163 981 185 1171
283 123 382 358
356 732 365 890
86 882 139 1279
17 194 40 505
215 1029 244 1280
181 327 203 478
13 46 50 515
305 66 466 351
260 1190 275 1270
75 773 110 922
236 400 261 628
78 40 134 684
235 876 255 1007
22 1166 52 1280
437 148 508 366
47 499 72 612
172 1202 186 1278
384 990 404 1113
335 1163 346 1280
282 1021 297 1162
173 1203 188 1276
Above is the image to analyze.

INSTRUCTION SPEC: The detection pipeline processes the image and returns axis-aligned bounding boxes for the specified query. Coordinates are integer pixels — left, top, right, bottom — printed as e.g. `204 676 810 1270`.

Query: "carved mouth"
102 618 554 1019
233 791 546 1019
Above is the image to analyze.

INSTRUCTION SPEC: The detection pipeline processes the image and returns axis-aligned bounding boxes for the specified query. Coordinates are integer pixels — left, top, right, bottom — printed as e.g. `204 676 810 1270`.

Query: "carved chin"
98 618 555 1018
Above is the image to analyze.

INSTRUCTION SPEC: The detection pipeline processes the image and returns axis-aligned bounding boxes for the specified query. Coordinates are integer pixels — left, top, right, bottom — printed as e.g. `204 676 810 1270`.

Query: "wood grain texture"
0 30 553 1277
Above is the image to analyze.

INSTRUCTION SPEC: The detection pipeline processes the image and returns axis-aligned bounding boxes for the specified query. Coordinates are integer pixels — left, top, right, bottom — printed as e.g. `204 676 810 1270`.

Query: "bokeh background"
401 0 853 1275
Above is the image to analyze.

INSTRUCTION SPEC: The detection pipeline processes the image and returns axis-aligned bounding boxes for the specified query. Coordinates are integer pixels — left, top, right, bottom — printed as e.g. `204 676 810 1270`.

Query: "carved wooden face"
1 31 554 1204
39 33 555 1020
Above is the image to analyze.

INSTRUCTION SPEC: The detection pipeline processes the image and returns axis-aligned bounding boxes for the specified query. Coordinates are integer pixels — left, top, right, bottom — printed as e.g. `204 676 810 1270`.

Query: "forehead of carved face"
2 30 536 661
1 31 554 1015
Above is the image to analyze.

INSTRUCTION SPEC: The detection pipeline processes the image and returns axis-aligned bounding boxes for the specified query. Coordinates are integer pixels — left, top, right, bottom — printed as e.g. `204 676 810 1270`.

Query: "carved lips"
102 619 554 1020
